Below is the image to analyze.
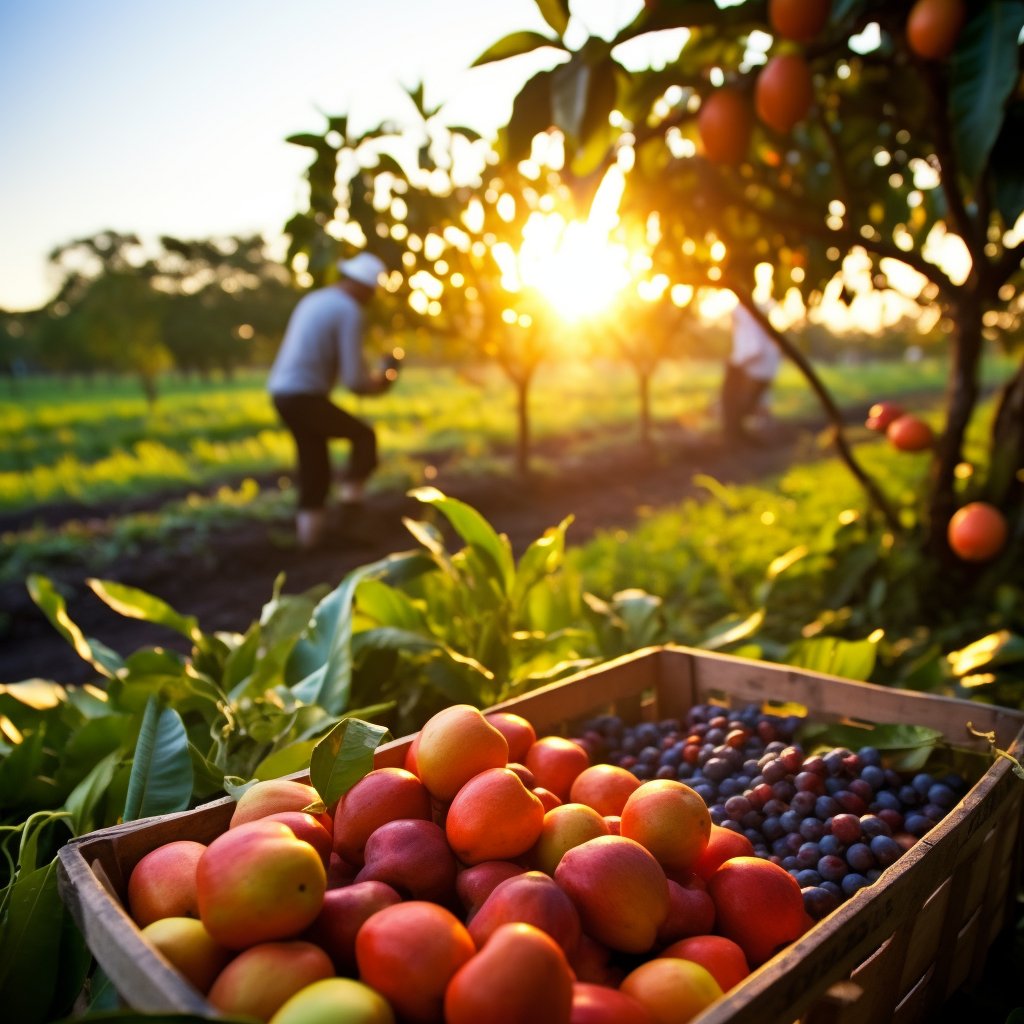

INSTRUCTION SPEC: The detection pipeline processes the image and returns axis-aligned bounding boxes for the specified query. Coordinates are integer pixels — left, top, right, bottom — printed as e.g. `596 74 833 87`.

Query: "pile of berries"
579 704 966 920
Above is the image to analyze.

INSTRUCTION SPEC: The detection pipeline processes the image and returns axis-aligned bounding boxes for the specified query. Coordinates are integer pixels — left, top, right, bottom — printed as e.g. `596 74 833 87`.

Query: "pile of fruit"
125 701 966 1024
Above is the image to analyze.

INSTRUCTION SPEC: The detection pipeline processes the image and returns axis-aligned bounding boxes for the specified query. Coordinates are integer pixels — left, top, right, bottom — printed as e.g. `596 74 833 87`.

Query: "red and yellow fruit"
619 779 712 876
446 766 546 864
415 704 508 802
445 922 575 1024
907 0 966 60
697 88 754 165
947 501 1008 562
554 835 670 954
207 940 334 1021
355 901 475 1024
755 54 814 135
127 840 205 927
768 0 830 43
196 820 326 949
887 413 934 452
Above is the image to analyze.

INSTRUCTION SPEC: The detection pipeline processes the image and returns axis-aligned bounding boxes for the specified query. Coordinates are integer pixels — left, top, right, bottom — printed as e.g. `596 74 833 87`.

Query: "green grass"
1 353 1012 515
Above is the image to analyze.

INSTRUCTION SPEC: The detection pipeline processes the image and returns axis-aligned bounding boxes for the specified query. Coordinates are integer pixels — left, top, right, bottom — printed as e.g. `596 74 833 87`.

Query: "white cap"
337 251 386 288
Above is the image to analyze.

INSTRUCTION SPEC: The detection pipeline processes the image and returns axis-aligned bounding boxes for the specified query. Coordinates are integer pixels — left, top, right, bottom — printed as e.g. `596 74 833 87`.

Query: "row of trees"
281 0 1022 618
2 232 297 402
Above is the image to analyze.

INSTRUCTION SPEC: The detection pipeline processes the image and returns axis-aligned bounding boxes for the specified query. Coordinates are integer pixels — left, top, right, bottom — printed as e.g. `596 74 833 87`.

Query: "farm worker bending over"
720 298 781 446
269 251 399 550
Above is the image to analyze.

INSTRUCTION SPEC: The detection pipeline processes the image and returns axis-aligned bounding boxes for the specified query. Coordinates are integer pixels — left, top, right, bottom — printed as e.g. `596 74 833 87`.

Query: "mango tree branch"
724 276 902 533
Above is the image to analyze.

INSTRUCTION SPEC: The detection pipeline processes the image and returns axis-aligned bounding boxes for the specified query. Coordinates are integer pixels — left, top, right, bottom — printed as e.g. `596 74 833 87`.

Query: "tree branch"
725 276 902 533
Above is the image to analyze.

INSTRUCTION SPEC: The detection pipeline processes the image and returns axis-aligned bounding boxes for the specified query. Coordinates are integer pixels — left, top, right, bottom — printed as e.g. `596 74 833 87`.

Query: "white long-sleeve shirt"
729 304 781 383
268 285 373 395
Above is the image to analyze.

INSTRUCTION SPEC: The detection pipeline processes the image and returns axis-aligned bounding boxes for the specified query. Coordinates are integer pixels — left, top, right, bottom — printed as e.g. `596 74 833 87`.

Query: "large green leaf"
503 68 556 162
410 486 515 591
289 559 392 713
949 1 1024 184
26 575 123 679
123 696 193 821
511 516 572 608
309 718 391 807
64 750 120 837
798 721 943 772
88 578 199 641
786 635 879 682
471 30 563 67
0 861 81 1022
535 0 570 37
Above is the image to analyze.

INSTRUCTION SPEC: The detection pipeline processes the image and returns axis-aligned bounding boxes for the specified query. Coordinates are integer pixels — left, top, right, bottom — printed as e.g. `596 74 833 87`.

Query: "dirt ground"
0 412 842 687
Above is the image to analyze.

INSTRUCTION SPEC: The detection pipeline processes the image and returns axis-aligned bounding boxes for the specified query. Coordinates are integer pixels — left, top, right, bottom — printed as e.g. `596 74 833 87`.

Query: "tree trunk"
638 369 652 450
515 374 532 477
988 353 1024 511
925 295 983 556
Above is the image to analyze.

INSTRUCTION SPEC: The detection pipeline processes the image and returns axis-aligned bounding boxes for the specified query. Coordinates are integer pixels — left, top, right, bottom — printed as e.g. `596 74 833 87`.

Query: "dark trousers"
721 363 770 442
272 393 378 510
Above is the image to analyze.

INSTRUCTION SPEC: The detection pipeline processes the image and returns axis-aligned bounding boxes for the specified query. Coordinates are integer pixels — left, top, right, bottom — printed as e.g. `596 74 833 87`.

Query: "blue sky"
2 0 624 310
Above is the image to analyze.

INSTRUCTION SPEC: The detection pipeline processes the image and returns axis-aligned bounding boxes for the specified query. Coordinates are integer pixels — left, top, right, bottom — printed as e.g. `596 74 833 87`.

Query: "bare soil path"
1 411 848 686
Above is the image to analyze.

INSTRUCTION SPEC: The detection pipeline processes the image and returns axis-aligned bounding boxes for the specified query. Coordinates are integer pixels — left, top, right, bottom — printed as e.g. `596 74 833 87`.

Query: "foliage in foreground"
2 468 1021 1021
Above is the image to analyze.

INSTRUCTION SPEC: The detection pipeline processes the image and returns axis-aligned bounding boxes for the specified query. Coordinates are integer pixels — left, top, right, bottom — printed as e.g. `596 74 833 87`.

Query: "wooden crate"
57 646 1024 1023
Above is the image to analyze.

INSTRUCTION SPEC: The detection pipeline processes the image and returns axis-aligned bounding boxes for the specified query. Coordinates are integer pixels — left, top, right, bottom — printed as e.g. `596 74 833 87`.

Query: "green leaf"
502 68 555 162
700 609 766 651
123 696 193 822
26 575 123 679
471 30 562 67
410 487 515 591
253 739 320 782
511 516 572 608
536 0 570 36
309 718 391 807
0 861 71 1021
798 721 943 772
950 2 1024 184
786 636 879 682
948 630 1024 677
290 558 393 713
88 578 199 641
64 750 121 836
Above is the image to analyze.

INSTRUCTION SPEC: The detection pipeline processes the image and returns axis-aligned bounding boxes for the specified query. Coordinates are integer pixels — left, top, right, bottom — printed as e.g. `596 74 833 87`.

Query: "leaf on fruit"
798 720 944 772
310 717 391 807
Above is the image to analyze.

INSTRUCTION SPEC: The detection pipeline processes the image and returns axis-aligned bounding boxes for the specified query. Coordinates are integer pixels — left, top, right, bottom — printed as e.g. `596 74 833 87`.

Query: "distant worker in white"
269 251 401 550
720 298 782 446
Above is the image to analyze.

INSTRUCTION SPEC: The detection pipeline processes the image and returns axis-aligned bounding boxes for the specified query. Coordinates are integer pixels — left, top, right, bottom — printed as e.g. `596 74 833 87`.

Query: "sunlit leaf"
0 680 66 711
88 578 199 640
27 575 123 679
948 630 1024 676
309 718 391 807
700 609 766 651
786 636 879 682
290 558 393 713
471 30 563 67
410 486 515 590
123 696 192 821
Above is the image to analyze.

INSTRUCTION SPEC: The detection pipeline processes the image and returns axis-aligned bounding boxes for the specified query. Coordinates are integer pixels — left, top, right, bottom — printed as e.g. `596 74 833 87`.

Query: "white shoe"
296 510 327 550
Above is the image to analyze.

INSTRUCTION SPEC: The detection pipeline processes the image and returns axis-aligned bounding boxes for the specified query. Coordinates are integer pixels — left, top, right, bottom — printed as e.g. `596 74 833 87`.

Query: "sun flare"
492 167 635 323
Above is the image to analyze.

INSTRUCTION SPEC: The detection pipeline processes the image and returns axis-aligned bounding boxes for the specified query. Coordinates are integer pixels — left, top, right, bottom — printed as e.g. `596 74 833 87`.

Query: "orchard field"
3 0 1024 1021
